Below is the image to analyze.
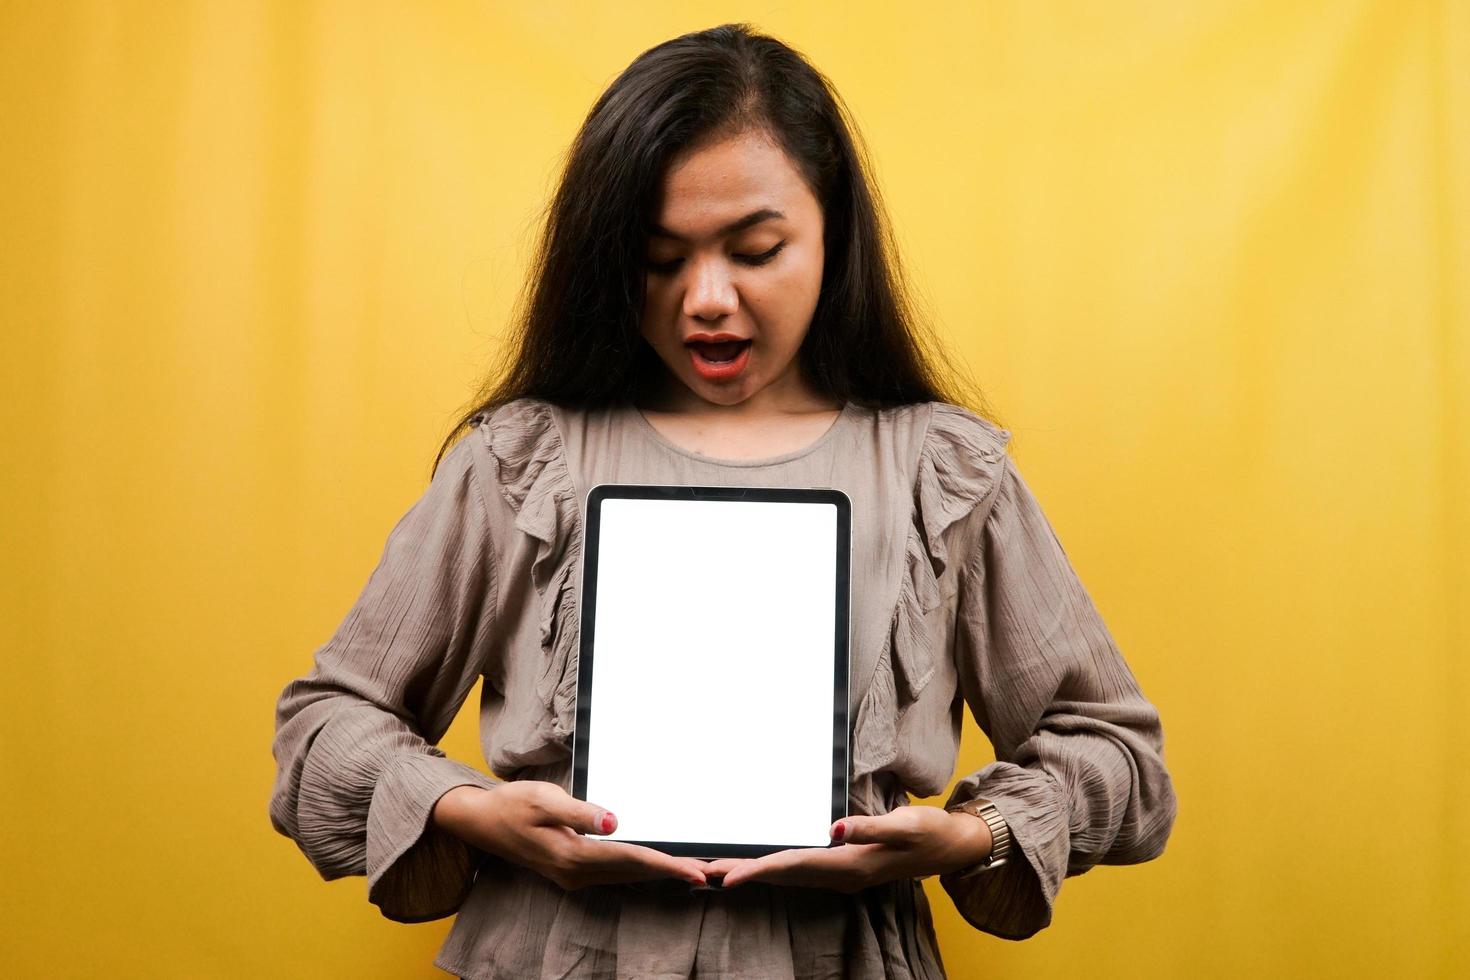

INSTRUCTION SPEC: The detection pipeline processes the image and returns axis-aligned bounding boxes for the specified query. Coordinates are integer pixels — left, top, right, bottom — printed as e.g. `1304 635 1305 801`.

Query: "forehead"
651 130 815 235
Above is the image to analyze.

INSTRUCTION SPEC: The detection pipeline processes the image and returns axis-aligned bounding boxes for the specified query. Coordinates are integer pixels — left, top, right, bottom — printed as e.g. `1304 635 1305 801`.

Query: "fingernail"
832 821 846 840
601 812 616 833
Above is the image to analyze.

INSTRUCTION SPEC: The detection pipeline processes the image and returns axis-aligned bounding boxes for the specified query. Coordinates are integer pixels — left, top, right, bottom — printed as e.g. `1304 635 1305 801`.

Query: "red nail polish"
601 812 616 833
833 821 846 840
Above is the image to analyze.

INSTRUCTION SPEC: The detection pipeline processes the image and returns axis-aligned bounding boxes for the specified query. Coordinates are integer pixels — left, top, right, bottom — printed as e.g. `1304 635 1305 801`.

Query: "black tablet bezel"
570 482 852 860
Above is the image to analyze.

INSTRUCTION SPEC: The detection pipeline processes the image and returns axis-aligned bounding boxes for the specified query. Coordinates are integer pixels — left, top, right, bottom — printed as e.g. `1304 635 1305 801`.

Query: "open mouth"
685 337 753 381
686 339 751 363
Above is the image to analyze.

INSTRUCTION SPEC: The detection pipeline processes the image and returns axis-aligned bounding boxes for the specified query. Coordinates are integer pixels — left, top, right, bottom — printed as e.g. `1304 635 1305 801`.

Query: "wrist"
431 784 492 837
948 808 993 866
942 797 1012 879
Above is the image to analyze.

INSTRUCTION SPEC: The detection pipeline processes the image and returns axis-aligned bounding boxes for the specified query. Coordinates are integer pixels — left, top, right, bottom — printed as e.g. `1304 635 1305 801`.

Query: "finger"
722 847 808 888
725 841 885 886
550 794 618 836
699 858 747 877
831 813 914 846
729 842 887 889
581 839 708 885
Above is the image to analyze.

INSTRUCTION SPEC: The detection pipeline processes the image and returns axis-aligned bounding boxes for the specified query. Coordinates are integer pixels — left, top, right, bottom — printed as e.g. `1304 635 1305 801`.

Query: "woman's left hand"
700 805 993 892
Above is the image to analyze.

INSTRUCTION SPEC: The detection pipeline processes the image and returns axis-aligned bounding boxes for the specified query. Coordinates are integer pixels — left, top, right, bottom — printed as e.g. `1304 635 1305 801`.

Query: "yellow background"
2 2 1465 977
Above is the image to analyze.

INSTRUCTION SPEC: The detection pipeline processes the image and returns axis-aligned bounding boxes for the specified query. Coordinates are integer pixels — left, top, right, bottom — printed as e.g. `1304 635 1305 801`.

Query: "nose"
682 256 739 321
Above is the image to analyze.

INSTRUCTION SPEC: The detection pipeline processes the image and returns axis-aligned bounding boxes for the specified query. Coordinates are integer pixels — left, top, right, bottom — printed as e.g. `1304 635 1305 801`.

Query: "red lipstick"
685 332 752 382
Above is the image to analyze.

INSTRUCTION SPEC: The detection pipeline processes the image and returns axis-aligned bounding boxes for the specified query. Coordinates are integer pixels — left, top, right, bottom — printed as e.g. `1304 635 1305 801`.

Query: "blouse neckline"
627 400 856 468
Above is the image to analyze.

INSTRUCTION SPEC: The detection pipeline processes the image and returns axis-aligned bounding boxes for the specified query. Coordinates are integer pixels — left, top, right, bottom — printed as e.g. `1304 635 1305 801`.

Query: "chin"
684 379 753 404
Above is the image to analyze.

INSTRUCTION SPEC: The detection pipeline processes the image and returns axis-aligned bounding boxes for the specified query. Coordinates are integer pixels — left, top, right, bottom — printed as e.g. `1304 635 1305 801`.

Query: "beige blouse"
269 396 1177 979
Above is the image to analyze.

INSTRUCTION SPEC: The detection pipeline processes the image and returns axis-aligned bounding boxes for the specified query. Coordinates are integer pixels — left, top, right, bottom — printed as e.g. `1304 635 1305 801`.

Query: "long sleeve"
268 433 504 923
941 454 1178 940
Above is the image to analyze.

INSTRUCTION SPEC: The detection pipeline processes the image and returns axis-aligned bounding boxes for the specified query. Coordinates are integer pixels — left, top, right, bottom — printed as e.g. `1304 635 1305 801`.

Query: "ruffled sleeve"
268 432 503 923
939 437 1179 940
477 398 584 747
849 403 1010 803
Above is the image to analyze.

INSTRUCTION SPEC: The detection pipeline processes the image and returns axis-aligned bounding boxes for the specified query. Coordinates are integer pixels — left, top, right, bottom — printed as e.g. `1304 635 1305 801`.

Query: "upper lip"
684 332 751 345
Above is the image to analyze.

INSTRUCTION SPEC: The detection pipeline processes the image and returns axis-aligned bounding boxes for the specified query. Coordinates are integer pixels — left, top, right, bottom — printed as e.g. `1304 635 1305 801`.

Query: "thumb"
542 786 619 835
576 801 618 836
831 814 903 845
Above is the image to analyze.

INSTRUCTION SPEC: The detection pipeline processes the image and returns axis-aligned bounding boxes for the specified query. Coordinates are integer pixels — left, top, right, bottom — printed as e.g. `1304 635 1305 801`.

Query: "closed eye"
737 241 787 266
646 241 787 276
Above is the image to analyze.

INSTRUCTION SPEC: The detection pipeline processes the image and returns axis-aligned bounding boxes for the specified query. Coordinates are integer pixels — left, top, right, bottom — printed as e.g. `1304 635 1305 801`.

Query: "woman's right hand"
432 780 710 890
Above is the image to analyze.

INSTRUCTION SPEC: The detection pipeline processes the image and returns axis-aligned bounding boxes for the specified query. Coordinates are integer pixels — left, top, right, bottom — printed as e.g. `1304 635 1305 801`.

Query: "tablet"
571 483 852 860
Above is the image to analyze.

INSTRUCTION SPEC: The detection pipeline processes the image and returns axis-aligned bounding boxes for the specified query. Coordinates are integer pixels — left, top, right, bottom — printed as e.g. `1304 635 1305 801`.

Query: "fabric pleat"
849 404 1011 784
476 400 585 746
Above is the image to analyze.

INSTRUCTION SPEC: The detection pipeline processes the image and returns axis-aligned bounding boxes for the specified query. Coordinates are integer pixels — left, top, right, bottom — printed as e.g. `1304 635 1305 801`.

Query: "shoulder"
468 397 569 466
469 395 562 437
905 401 1013 577
855 400 1010 456
919 400 1011 460
466 396 578 527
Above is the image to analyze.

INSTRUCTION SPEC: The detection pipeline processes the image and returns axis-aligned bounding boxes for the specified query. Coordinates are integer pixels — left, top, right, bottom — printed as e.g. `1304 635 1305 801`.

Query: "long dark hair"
435 22 1001 472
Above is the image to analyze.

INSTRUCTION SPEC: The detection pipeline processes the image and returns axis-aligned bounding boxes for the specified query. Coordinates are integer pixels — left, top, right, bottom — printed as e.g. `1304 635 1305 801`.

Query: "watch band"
944 797 1012 879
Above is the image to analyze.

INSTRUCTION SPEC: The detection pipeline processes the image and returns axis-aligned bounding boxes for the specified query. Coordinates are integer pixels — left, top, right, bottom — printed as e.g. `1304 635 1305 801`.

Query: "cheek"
755 255 822 334
770 245 822 305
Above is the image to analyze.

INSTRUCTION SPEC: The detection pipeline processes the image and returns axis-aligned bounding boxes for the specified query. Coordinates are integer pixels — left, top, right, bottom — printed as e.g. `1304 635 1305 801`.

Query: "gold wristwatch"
943 797 1012 879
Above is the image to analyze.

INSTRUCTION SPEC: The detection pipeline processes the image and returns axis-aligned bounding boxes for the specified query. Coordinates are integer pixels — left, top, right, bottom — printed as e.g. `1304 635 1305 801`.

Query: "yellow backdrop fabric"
2 2 1465 977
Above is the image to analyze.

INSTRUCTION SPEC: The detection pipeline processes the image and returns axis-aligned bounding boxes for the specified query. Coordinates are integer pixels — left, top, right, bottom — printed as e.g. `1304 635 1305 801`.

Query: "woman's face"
639 129 826 410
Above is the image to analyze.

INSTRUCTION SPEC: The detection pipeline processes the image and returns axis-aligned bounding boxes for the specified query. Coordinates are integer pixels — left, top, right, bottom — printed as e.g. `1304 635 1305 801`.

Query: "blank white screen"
582 496 839 851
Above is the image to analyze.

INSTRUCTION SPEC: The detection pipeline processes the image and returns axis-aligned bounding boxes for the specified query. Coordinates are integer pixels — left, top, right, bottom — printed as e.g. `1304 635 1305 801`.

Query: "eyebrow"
647 207 786 241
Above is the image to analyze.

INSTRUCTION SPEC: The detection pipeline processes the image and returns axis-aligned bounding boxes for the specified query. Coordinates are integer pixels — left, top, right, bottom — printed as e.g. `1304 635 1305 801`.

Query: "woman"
269 22 1177 979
